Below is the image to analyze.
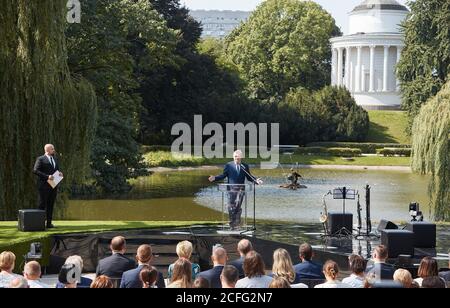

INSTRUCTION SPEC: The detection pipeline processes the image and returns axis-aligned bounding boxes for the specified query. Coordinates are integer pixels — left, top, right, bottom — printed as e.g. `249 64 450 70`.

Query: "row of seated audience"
1 235 449 288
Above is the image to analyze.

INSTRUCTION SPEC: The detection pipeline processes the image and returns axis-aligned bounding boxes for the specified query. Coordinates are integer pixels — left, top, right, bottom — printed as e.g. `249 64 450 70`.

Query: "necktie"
50 156 55 169
236 164 240 173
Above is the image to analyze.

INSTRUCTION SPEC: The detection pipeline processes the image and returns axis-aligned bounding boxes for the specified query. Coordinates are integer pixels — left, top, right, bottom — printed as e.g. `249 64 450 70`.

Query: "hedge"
376 148 412 157
306 142 410 154
294 147 362 157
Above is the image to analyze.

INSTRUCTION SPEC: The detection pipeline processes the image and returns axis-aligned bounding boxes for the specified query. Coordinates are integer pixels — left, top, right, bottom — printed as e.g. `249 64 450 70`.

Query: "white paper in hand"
47 170 64 189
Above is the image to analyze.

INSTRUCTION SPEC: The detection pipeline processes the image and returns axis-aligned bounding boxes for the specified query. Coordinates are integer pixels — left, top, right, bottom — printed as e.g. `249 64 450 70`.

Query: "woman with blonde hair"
393 269 415 288
168 240 200 280
168 258 192 288
0 251 20 288
269 276 291 288
90 275 114 288
271 248 307 288
314 260 351 288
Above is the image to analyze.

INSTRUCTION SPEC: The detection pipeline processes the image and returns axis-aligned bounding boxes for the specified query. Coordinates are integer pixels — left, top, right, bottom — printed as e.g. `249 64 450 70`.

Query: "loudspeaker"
327 212 353 235
377 219 398 232
381 230 414 258
18 210 46 232
405 221 436 248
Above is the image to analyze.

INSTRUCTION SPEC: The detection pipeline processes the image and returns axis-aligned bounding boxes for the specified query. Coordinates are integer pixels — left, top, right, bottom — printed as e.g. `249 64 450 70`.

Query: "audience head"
65 255 84 273
348 254 366 275
272 248 295 283
421 276 446 288
372 245 388 262
110 236 126 253
417 256 439 278
24 261 41 280
139 265 158 288
176 241 193 260
299 243 313 261
171 258 192 288
58 263 81 288
269 276 291 288
0 251 16 273
237 239 253 257
393 269 413 288
9 277 29 288
243 251 265 278
193 276 211 288
212 246 227 265
91 275 114 288
136 244 153 264
220 265 239 288
323 260 339 281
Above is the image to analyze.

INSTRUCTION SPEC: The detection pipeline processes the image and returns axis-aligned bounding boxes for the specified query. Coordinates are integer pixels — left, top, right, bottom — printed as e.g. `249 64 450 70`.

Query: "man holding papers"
33 144 63 228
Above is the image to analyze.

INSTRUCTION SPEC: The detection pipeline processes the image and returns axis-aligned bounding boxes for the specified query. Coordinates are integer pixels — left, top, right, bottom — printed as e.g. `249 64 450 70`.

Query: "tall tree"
397 0 450 129
67 0 178 193
411 79 450 221
0 1 97 219
226 0 341 101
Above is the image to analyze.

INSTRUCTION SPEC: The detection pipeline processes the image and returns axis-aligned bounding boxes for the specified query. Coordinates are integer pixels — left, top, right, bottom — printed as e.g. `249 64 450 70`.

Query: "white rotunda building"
330 0 409 109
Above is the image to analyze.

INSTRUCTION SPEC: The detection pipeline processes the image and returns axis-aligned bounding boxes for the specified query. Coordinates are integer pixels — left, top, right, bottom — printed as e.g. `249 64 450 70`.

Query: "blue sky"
181 0 408 34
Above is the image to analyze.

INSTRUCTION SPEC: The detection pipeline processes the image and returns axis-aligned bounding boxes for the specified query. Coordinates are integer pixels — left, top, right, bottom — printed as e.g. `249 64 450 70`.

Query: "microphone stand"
239 164 259 232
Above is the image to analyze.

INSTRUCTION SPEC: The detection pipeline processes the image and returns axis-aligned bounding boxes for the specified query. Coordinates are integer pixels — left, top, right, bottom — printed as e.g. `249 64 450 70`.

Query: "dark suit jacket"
229 257 245 279
294 260 325 280
197 265 224 288
33 155 60 189
365 262 396 280
214 162 257 185
96 253 136 282
120 264 165 288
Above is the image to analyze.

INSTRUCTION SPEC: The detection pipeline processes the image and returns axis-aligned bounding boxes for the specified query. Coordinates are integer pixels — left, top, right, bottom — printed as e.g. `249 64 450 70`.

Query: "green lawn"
367 110 410 144
145 151 411 167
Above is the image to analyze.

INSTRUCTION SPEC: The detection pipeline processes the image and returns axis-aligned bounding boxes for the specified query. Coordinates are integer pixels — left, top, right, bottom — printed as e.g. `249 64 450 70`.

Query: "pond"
66 167 431 224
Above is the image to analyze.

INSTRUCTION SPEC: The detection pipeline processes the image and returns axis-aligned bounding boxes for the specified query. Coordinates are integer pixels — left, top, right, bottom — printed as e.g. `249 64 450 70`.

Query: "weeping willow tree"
0 1 97 220
411 79 450 221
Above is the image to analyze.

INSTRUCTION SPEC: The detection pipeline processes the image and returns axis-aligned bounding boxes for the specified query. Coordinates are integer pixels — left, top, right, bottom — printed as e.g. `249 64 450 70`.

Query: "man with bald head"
198 246 228 288
33 144 63 228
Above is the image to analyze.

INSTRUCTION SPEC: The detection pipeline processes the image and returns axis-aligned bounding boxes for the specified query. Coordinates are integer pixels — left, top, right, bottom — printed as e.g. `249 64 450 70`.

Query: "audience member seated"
139 265 158 288
439 253 450 283
91 275 114 288
393 269 415 288
197 246 227 288
421 276 446 288
220 265 239 288
24 261 50 288
56 255 92 288
96 236 135 284
271 248 304 286
57 263 81 288
294 243 325 280
168 241 200 281
167 258 192 288
342 254 366 288
193 276 211 288
9 277 29 288
414 256 440 287
365 245 395 280
229 239 253 279
120 244 165 288
314 260 351 288
269 276 291 288
236 251 273 288
0 251 21 288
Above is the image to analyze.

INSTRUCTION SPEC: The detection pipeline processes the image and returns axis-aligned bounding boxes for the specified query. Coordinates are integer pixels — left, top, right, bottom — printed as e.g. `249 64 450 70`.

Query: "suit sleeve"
157 272 166 288
119 274 126 288
33 157 49 180
214 164 228 182
244 164 258 184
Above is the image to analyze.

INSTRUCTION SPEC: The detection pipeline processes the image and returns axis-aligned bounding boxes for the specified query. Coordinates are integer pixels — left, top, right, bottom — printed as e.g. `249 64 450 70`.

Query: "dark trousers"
228 189 245 228
38 186 57 225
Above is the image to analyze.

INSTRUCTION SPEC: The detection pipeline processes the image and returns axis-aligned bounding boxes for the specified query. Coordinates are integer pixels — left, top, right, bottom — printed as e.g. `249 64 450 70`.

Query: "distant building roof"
352 0 409 12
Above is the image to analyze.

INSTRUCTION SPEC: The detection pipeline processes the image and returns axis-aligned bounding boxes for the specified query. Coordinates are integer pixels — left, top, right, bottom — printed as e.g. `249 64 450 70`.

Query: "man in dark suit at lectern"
209 150 263 230
33 144 63 228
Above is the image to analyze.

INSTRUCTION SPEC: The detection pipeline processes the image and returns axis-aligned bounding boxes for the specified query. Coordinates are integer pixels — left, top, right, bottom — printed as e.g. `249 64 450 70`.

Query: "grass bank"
367 110 410 144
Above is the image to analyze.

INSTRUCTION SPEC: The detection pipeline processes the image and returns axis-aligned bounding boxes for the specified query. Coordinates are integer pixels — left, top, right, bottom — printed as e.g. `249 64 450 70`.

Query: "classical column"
337 47 344 86
355 46 362 92
331 48 337 86
383 45 389 92
396 46 403 91
345 47 351 89
369 45 375 92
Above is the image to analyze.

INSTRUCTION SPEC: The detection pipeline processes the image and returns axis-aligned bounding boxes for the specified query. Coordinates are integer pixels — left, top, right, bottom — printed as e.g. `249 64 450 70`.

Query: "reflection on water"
67 168 430 223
